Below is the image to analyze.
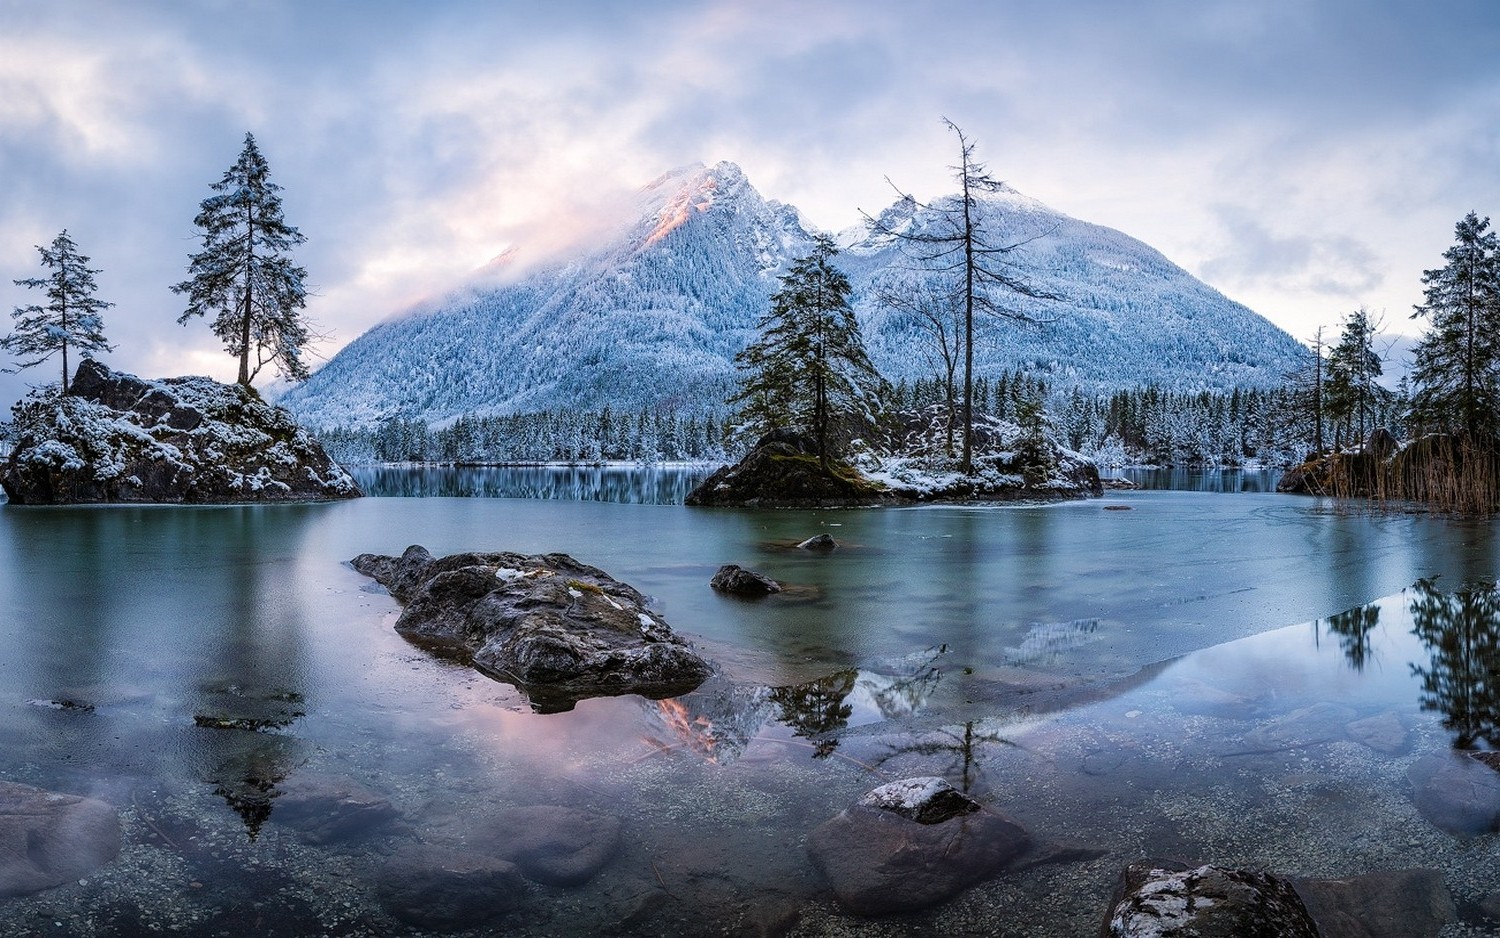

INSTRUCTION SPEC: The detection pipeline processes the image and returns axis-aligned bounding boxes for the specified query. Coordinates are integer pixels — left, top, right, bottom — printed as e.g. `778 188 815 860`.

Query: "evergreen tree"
731 235 886 469
866 119 1058 473
2 230 114 394
1409 212 1500 440
1325 308 1384 447
173 132 313 386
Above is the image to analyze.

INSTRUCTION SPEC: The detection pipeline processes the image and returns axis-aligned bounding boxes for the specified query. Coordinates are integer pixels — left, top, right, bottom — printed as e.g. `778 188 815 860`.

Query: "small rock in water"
0 780 122 899
1103 504 1133 511
1243 702 1356 750
1292 868 1455 937
271 774 399 844
796 534 838 551
808 776 1030 915
709 564 783 597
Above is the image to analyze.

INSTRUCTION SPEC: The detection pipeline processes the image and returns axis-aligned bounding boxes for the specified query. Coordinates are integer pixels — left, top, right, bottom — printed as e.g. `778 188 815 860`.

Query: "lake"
2 468 1498 935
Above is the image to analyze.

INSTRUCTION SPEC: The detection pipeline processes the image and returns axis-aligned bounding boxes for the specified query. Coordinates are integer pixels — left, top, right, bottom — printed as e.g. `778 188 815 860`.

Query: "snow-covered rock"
0 359 360 504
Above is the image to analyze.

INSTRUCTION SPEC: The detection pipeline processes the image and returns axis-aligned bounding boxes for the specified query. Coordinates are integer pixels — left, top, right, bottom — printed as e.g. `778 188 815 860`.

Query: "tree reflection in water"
1320 603 1381 672
769 670 858 758
1409 577 1500 749
872 721 1017 794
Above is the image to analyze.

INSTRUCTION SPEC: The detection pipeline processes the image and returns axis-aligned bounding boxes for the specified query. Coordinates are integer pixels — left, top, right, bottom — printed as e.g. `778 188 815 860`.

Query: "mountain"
279 163 1307 429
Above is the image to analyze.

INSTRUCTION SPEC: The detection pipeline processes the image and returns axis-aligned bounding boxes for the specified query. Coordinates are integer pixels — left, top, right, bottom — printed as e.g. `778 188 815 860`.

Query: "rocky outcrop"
1101 863 1320 937
796 534 838 550
1 359 360 504
1 780 122 898
350 545 714 711
685 430 890 508
709 564 782 596
808 777 1031 915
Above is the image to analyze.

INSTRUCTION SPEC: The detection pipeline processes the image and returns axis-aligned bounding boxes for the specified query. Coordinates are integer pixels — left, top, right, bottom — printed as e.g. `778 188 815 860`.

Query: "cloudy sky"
2 0 1497 410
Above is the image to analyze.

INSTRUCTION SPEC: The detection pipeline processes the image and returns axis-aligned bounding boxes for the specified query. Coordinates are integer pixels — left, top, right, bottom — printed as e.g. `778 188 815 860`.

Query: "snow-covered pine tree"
2 230 114 394
1409 212 1500 440
731 235 886 470
173 132 313 386
865 119 1059 474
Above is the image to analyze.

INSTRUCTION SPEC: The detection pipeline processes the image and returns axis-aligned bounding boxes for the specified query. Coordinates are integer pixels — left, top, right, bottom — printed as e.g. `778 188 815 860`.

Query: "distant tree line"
318 408 733 465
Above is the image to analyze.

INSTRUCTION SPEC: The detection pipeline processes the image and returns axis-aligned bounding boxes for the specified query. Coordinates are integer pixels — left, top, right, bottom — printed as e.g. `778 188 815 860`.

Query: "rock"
685 431 889 508
1292 868 1455 938
796 534 838 550
709 564 782 596
0 779 122 899
1103 504 1133 510
1481 887 1500 921
377 844 526 930
808 777 1030 915
1346 711 1408 755
1101 862 1319 937
1243 702 1356 750
476 805 621 886
272 774 399 844
1 359 360 504
1407 750 1500 835
350 546 713 711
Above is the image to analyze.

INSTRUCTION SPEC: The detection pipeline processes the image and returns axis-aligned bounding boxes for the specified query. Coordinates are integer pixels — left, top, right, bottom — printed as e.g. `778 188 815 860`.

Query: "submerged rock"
0 779 122 898
1 359 359 504
1407 750 1500 835
1101 863 1320 937
350 545 714 711
477 805 621 887
808 776 1030 915
272 774 399 845
377 844 526 930
709 564 782 596
1292 868 1455 938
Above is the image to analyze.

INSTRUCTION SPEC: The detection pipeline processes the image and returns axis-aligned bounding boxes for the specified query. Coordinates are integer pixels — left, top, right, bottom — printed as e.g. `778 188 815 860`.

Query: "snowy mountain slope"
279 162 814 428
840 186 1307 391
280 164 1307 429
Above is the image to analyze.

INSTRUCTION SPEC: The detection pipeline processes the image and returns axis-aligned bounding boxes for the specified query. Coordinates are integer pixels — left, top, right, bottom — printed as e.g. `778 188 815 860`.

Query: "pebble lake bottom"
1 469 1499 935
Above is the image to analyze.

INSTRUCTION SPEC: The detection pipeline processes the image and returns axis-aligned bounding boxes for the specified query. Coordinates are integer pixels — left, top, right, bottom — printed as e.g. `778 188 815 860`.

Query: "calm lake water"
2 469 1499 935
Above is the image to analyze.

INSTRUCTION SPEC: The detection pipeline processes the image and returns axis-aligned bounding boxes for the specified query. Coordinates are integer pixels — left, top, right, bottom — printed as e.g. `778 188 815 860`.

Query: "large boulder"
807 777 1031 915
1 359 360 504
350 545 714 711
0 779 122 898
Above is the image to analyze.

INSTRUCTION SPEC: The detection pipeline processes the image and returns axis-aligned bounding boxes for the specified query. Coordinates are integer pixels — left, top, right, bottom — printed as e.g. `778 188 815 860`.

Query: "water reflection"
1319 604 1380 672
349 464 714 504
1408 578 1500 749
1114 467 1282 492
645 651 944 764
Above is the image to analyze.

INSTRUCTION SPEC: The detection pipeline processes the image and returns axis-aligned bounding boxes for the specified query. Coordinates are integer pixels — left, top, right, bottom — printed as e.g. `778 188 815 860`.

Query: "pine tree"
731 235 887 470
2 230 114 394
865 119 1059 473
1325 308 1384 448
173 132 313 386
1409 212 1500 440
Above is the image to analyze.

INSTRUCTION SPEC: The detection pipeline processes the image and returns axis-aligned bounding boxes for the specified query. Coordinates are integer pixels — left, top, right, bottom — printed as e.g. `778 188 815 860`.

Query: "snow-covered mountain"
279 162 1307 428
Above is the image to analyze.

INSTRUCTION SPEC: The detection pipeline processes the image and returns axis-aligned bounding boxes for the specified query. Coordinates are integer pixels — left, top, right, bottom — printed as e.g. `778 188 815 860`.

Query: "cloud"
1201 205 1383 297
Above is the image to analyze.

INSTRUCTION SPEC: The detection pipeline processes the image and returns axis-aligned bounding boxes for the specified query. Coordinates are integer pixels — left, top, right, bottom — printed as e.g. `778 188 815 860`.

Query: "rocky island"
687 410 1102 508
1 359 359 504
